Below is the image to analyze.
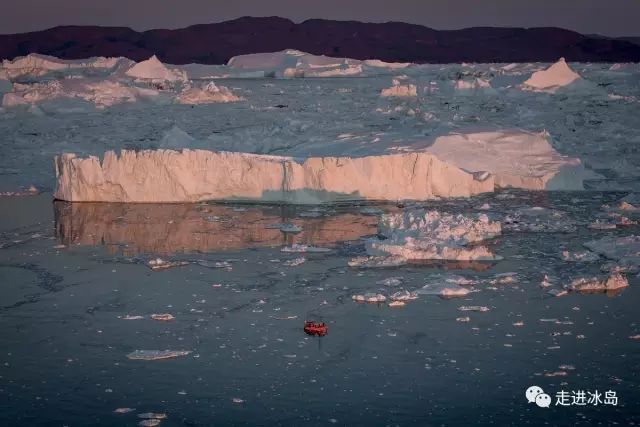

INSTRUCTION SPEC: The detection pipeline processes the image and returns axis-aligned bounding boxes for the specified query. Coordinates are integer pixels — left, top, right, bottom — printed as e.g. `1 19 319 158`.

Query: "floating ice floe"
175 82 242 104
126 350 192 360
376 277 404 287
458 306 489 312
503 207 577 233
150 313 175 321
114 408 136 414
366 210 501 261
147 258 189 270
53 149 492 203
584 235 640 272
283 257 306 266
567 273 629 292
424 130 598 190
281 244 331 253
352 293 387 303
560 250 600 262
521 58 582 93
348 255 407 268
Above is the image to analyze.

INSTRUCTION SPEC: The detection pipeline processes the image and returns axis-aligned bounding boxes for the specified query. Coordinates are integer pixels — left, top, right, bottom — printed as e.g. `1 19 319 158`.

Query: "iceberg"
54 149 493 203
522 58 581 93
1 53 125 79
175 82 242 104
380 83 417 98
125 55 187 83
425 130 597 190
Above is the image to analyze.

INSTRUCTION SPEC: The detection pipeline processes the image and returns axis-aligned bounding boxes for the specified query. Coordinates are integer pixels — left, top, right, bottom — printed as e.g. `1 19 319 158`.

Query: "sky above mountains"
2 0 638 37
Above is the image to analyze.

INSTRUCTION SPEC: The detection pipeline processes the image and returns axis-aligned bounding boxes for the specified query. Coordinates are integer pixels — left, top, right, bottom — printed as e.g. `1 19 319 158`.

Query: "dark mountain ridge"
1 16 639 64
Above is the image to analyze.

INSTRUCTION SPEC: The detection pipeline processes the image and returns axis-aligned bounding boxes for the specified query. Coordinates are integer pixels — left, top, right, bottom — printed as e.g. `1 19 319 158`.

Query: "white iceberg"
53 149 493 203
1 53 125 79
424 130 598 190
125 55 187 83
175 82 242 104
522 58 581 93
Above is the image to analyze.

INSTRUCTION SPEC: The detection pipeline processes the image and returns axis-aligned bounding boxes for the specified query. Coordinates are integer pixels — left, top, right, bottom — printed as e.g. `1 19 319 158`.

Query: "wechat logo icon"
526 386 551 408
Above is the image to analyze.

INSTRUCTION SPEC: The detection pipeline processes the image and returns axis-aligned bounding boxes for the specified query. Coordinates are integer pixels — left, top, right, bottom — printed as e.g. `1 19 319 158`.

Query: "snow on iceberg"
54 149 493 203
366 210 502 261
522 58 581 93
425 130 598 190
175 82 242 104
125 55 187 83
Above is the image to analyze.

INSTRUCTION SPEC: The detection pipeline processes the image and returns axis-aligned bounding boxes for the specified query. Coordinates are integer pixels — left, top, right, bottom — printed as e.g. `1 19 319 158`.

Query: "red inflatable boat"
304 321 328 336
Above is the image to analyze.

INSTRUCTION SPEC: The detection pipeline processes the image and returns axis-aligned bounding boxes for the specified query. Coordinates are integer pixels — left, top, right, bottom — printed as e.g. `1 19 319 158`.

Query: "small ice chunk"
283 257 306 267
348 256 407 268
352 293 387 303
389 290 418 301
376 277 404 287
126 350 191 360
147 258 189 270
458 306 489 312
138 413 167 420
114 408 135 414
281 244 330 253
150 313 175 321
561 250 600 262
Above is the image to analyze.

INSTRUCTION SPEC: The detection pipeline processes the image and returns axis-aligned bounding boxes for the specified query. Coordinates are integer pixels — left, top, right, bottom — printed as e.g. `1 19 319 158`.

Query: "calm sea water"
0 192 638 426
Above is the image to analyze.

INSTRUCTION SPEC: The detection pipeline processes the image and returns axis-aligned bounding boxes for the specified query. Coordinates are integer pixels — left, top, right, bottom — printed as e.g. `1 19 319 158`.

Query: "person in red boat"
304 321 328 336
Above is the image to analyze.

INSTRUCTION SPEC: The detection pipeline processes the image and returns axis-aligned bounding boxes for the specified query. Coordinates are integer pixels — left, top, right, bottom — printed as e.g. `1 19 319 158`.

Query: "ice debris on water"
458 306 489 312
352 293 387 303
150 313 175 321
147 258 189 270
567 273 629 292
281 244 331 253
366 210 501 261
376 277 404 287
196 260 232 269
138 413 167 420
121 315 145 320
139 420 161 427
114 408 135 414
348 255 407 268
283 257 306 267
126 350 192 360
388 301 405 307
561 250 600 262
503 207 577 233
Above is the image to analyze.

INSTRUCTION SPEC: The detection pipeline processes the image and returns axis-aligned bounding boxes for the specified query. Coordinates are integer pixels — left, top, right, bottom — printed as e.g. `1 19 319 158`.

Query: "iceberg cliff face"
53 149 493 203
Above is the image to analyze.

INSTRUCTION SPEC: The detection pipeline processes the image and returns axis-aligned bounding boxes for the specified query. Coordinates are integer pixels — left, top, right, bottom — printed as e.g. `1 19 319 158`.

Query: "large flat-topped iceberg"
54 149 493 203
425 130 596 190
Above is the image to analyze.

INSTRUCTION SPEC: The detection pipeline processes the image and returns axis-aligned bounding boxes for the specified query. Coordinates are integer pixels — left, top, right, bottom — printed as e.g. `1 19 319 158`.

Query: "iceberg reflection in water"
53 201 380 255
